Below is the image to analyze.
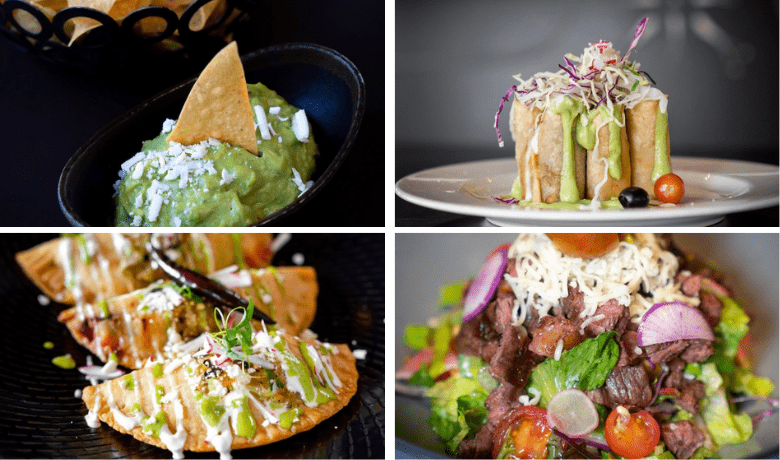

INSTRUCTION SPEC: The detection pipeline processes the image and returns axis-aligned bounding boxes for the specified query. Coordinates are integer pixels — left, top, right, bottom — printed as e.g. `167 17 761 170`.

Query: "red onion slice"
546 389 599 437
637 301 715 347
462 247 508 322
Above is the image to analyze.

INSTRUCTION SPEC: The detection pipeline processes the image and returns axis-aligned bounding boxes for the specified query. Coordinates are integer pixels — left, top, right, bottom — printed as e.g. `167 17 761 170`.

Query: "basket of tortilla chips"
0 0 257 69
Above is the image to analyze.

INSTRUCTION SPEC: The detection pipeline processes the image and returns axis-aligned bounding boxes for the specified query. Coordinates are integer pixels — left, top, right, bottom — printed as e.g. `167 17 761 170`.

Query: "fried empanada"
16 233 274 305
82 328 358 458
58 266 318 368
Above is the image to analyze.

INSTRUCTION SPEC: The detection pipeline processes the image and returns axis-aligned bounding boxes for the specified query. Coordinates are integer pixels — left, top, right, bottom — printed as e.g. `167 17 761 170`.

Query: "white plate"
396 157 779 226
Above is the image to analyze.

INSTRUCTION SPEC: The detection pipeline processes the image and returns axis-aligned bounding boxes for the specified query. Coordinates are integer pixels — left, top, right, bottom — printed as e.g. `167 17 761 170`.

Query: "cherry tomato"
604 407 660 459
492 406 552 459
546 233 620 259
654 173 685 204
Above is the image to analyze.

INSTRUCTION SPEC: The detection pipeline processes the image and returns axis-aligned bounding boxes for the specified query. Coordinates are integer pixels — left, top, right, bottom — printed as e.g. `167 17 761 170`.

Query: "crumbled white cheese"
148 193 164 223
161 118 176 133
131 162 144 180
269 106 281 115
220 169 236 185
292 252 305 266
132 215 142 226
292 109 309 142
121 152 146 172
37 295 50 306
291 168 312 194
352 349 367 360
254 105 272 140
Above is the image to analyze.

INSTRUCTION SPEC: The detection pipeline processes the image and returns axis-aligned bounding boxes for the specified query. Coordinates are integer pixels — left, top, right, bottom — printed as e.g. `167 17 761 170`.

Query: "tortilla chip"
12 8 44 34
166 41 258 154
82 338 358 454
65 0 114 45
31 0 69 9
108 0 150 19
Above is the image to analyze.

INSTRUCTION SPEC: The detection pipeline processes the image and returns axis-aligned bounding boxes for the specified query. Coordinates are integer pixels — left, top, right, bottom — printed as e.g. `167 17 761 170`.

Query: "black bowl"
58 42 365 226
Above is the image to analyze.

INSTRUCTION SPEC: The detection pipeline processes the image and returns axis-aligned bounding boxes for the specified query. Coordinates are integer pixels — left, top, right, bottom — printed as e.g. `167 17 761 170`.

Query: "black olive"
619 187 650 208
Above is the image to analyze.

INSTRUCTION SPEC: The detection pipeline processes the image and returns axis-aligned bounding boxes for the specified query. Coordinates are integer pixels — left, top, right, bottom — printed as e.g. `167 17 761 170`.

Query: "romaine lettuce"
716 297 749 358
425 357 497 454
527 331 619 408
698 362 753 446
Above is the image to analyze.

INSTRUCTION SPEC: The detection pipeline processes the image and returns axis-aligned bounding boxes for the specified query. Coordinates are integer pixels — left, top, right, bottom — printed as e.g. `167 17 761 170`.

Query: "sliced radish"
463 246 508 322
637 301 715 347
546 389 599 437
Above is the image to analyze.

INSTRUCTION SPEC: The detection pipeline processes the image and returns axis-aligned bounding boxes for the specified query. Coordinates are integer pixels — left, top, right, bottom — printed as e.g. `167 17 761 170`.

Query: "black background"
0 1 385 226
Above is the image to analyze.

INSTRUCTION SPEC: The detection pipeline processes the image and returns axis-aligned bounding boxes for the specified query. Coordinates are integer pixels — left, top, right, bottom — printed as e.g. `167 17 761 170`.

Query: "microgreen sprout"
210 300 256 362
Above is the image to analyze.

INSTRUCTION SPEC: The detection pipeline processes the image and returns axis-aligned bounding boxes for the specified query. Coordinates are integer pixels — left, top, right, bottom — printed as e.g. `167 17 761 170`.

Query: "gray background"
396 0 779 170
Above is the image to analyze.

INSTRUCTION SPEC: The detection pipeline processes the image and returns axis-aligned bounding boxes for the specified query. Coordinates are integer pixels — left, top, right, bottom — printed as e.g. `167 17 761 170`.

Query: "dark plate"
0 234 385 458
58 43 365 226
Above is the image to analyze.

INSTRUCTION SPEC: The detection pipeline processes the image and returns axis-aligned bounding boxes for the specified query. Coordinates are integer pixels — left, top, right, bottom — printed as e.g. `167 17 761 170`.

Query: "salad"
397 234 777 459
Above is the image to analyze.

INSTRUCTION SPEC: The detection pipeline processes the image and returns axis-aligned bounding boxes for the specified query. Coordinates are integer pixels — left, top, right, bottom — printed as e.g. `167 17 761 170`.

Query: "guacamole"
115 82 317 227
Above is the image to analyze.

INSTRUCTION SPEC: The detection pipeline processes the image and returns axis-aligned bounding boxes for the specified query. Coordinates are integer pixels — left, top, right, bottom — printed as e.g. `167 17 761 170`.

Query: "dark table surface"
0 1 384 227
396 145 779 227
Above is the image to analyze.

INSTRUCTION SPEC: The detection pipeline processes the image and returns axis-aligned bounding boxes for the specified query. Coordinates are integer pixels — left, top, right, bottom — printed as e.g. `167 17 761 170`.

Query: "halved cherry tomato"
492 406 552 459
546 234 620 259
654 173 685 204
604 406 660 459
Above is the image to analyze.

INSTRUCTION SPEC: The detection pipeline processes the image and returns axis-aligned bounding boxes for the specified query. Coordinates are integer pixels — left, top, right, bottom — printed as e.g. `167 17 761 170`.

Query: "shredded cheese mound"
506 234 698 326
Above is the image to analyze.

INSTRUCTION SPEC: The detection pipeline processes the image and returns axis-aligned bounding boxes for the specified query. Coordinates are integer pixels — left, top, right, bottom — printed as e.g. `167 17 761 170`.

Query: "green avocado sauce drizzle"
52 355 76 369
574 103 624 180
514 197 623 210
232 396 257 438
549 97 583 203
197 393 226 427
299 342 337 404
652 105 671 184
279 408 303 430
141 411 168 437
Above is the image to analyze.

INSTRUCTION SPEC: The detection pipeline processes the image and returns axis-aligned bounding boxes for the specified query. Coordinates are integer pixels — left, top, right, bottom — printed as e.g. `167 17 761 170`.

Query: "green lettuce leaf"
425 357 497 455
527 332 619 408
734 367 776 398
717 297 749 358
439 281 466 306
698 362 753 446
408 365 434 387
404 324 432 349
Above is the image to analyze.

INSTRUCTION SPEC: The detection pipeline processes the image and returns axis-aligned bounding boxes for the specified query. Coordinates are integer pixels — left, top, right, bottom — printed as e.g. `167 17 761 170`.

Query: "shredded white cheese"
506 234 698 325
553 339 564 361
